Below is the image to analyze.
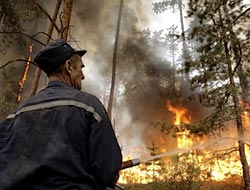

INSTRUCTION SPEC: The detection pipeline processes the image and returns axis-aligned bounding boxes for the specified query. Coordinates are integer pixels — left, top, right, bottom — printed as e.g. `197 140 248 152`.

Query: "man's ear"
65 60 73 74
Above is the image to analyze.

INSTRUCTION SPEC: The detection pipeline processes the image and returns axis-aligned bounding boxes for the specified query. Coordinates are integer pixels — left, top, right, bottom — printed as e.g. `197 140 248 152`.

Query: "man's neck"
49 75 69 86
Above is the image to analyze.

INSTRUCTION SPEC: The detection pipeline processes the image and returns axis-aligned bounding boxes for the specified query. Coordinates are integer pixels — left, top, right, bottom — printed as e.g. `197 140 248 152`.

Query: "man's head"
34 39 87 90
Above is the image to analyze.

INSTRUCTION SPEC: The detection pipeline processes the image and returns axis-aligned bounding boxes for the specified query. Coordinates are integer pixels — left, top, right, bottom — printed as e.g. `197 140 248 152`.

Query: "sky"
140 1 183 31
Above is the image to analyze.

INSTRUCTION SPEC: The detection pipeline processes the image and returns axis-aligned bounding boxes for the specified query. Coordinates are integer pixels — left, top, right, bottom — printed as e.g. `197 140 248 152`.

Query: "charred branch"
31 0 60 33
0 59 37 70
232 7 250 24
202 146 239 164
0 31 45 46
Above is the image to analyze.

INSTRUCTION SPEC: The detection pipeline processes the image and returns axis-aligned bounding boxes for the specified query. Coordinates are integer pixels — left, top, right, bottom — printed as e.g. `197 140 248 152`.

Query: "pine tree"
185 0 250 188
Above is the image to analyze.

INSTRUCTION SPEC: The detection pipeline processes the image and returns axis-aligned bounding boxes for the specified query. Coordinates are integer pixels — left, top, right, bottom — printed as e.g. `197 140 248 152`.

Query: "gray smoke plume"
0 0 198 159
71 0 179 158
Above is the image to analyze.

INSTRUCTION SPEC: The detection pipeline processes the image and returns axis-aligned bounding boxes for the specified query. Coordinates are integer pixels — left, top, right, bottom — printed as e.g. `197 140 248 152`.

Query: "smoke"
0 0 201 159
141 135 247 162
70 0 181 159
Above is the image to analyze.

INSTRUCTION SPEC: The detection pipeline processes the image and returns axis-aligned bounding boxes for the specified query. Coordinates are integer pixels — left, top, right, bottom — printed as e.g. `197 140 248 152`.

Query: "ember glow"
166 100 193 149
166 100 191 126
17 44 33 103
118 100 250 185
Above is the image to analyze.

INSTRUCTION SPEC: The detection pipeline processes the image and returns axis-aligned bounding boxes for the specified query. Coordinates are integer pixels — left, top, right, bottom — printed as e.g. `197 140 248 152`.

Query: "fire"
118 155 166 184
169 101 250 182
166 100 191 125
118 100 249 185
17 44 33 102
166 100 192 149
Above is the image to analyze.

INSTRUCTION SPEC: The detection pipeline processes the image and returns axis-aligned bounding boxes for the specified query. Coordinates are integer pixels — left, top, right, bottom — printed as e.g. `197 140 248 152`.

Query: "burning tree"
0 0 77 118
181 0 250 189
0 0 42 119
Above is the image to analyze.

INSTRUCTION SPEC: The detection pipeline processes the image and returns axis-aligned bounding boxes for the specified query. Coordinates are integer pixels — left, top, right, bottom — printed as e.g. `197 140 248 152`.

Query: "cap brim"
74 50 87 57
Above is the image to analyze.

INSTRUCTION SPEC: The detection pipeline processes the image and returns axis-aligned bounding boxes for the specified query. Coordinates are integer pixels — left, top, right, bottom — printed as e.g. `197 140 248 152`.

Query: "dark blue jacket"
0 81 122 190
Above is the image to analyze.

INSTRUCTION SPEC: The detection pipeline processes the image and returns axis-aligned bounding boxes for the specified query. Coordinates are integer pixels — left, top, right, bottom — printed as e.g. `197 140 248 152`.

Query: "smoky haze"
0 0 194 159
71 0 180 158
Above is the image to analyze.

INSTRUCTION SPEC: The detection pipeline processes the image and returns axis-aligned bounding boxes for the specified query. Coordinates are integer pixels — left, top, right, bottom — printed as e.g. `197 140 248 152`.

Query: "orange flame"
166 100 191 125
166 100 192 148
17 44 33 103
119 100 249 185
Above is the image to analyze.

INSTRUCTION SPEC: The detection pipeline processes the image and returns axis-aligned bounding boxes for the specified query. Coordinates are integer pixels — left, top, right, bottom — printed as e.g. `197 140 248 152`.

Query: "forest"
0 0 250 189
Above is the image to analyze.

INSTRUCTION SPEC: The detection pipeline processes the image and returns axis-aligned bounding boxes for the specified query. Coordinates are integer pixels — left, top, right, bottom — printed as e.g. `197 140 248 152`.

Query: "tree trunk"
30 0 62 96
60 0 73 40
221 5 250 189
107 0 123 119
171 47 176 94
222 3 249 105
226 50 250 190
177 0 190 93
222 1 250 188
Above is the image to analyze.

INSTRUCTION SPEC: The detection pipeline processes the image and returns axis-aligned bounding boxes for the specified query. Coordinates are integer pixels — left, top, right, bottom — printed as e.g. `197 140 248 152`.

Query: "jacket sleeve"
87 103 122 188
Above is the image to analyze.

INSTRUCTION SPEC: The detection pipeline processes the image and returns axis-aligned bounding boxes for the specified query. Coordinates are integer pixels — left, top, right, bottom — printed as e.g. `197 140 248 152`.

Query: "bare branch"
203 146 238 163
0 59 38 70
232 7 250 24
0 31 46 46
30 0 62 96
59 11 64 32
212 146 238 156
31 31 54 40
58 11 68 39
31 0 60 33
194 105 235 124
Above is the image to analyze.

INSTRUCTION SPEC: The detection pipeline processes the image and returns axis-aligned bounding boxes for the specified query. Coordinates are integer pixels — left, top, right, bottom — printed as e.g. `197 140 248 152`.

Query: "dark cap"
34 39 87 74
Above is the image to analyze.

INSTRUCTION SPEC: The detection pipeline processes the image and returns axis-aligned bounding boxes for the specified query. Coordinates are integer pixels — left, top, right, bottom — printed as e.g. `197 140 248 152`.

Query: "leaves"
152 0 250 139
152 0 179 14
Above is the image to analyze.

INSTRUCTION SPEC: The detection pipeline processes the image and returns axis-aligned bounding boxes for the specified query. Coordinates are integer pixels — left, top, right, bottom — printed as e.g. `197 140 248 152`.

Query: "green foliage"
151 120 174 135
181 0 250 135
166 153 203 190
146 142 169 183
144 142 204 190
180 1 250 186
152 0 181 14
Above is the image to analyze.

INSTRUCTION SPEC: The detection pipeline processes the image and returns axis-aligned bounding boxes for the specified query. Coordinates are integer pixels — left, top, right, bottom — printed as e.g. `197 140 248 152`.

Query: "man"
0 39 122 190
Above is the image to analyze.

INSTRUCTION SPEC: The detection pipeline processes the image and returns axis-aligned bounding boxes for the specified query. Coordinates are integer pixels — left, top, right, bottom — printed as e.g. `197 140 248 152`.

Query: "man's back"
0 81 122 190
